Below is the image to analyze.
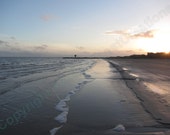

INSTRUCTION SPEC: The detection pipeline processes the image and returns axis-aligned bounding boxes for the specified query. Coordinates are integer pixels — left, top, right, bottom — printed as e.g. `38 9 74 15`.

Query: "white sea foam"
113 124 125 132
75 82 84 90
54 79 93 125
55 111 68 123
129 73 139 78
68 90 75 95
62 95 71 102
56 100 68 112
122 67 128 71
75 85 81 90
50 126 63 135
50 60 96 134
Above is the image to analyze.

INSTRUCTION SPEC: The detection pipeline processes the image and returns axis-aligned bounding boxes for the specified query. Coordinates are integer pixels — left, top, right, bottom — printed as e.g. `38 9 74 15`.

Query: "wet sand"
56 60 170 135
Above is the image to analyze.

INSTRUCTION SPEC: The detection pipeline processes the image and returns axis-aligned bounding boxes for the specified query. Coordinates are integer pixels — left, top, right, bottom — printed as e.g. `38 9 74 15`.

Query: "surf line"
50 71 94 135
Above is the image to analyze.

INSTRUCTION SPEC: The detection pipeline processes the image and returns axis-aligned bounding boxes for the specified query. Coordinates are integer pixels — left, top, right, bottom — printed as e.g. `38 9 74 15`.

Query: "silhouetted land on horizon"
115 52 170 59
63 52 170 59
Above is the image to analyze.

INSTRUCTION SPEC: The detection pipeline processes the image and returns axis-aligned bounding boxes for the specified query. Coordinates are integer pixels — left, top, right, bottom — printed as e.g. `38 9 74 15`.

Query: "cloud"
132 30 155 38
0 40 21 52
105 30 128 35
34 44 48 50
0 40 8 46
105 29 156 38
0 40 10 47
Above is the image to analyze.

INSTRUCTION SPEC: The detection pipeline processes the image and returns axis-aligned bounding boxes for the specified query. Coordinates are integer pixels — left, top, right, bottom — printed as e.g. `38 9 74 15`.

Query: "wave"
0 58 96 95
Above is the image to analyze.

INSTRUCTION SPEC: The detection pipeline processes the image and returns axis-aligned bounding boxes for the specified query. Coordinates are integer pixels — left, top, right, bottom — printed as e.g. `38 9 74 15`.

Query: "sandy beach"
2 1 170 134
109 58 170 125
0 58 170 135
56 60 160 135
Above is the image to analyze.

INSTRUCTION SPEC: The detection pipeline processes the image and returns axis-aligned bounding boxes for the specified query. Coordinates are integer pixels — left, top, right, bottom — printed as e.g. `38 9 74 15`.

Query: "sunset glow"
0 0 170 57
136 29 170 53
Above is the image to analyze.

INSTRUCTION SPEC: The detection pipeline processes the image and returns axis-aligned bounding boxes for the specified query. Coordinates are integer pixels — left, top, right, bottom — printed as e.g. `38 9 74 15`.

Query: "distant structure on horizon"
147 52 170 58
63 52 170 59
110 52 170 59
127 52 170 59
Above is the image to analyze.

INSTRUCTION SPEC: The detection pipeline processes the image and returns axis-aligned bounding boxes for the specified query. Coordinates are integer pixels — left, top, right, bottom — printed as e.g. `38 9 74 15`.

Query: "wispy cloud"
0 39 20 51
105 29 156 38
105 30 128 36
34 44 48 50
132 30 155 38
0 40 10 47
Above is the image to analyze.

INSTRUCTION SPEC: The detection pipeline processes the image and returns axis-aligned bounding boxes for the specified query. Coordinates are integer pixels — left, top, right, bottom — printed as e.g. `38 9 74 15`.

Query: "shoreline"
1 58 170 135
56 60 169 135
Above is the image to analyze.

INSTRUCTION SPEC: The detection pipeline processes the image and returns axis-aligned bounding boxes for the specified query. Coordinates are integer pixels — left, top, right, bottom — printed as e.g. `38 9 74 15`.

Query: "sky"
0 0 170 57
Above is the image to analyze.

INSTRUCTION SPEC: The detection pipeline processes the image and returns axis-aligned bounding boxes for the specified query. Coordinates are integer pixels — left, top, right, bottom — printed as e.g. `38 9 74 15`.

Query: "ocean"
0 57 96 135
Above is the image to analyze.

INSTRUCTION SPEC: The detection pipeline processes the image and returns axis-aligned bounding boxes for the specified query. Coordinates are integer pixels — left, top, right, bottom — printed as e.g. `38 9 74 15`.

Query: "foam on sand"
113 124 125 132
122 67 128 71
68 90 76 95
50 64 95 135
75 85 81 91
55 111 68 123
50 126 63 135
56 100 69 112
129 73 139 78
62 95 71 102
